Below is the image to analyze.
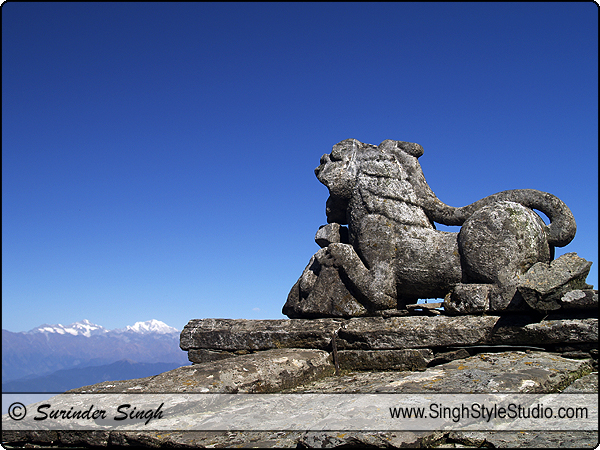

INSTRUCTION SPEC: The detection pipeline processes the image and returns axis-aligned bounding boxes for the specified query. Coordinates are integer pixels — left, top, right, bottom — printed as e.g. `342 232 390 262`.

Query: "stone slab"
181 316 598 355
180 318 342 352
337 316 499 349
488 316 598 346
336 349 433 372
339 316 598 350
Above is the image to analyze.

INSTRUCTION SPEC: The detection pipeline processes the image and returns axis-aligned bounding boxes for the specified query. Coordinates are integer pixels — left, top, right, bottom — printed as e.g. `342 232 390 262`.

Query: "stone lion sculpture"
283 139 577 318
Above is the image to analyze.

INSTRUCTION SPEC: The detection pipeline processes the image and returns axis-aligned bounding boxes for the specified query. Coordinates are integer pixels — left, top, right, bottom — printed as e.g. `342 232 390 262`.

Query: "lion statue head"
314 138 435 229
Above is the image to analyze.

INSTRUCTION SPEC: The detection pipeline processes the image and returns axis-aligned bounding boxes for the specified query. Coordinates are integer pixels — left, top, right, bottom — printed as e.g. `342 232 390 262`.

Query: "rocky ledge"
3 311 598 448
2 348 597 448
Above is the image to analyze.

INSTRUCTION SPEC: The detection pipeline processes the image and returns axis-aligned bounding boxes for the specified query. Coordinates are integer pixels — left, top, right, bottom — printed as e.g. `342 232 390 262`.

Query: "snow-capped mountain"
118 319 179 335
27 319 179 337
29 319 108 337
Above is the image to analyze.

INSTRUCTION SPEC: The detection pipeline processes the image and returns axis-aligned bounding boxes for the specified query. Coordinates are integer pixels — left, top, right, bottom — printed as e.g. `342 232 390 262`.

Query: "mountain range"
2 319 190 392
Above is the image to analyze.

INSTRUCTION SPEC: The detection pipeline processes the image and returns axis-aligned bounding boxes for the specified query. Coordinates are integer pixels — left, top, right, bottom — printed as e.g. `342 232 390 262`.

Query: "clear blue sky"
2 2 597 332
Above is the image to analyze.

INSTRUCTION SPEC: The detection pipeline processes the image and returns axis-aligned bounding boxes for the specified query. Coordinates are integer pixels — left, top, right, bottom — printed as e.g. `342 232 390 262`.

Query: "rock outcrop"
3 350 597 448
517 252 595 311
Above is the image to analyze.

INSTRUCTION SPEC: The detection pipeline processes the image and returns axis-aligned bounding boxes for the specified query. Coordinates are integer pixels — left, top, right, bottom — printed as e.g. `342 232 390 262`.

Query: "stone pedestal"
180 314 598 369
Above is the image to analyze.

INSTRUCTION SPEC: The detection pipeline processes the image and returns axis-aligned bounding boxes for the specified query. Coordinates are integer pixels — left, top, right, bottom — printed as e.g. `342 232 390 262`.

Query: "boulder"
444 284 490 315
518 252 593 311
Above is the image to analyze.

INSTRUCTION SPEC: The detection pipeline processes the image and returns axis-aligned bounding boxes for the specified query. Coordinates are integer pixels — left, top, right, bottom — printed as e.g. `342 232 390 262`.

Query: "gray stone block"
560 289 598 310
444 284 490 315
180 318 343 351
336 349 433 371
518 253 593 311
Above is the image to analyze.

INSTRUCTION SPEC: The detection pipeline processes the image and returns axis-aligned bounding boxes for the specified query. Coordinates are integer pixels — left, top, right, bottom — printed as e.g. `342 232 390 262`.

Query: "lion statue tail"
424 189 576 248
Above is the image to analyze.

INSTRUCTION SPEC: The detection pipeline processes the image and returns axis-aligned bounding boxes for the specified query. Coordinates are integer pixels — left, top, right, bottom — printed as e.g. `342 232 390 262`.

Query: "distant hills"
2 359 182 393
2 319 190 392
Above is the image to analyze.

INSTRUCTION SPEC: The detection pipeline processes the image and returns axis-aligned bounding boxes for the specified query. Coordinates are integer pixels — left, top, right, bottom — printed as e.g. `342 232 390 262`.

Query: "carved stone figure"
283 139 579 318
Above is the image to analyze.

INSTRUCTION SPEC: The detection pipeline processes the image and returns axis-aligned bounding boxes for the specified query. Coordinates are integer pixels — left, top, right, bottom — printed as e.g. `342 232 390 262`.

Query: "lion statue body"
283 139 577 317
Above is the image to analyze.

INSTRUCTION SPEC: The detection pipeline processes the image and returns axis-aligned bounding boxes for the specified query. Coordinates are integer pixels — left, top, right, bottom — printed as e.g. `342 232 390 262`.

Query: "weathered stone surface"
5 429 597 449
561 289 598 310
0 430 449 449
339 316 597 350
180 318 342 351
428 348 471 366
518 252 593 311
181 316 598 355
2 431 111 448
285 138 577 318
444 284 490 315
336 349 433 371
445 431 599 449
337 316 500 350
561 372 598 393
298 430 445 448
70 348 334 394
314 222 348 248
488 316 598 346
458 202 551 289
445 285 596 316
187 348 240 364
284 351 593 394
3 351 595 448
283 251 368 318
552 344 598 370
487 284 532 312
